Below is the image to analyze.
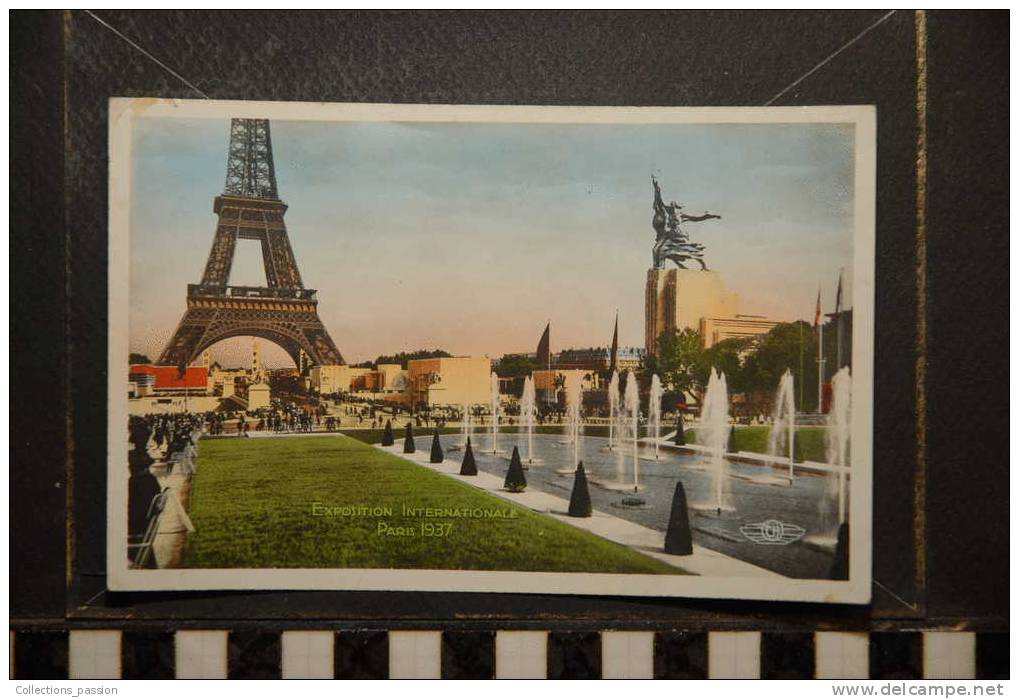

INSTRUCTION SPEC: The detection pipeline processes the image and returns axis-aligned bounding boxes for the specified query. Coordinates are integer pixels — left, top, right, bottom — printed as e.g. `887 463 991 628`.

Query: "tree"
373 349 452 369
129 352 151 365
701 336 754 395
644 328 707 398
494 353 537 378
742 321 818 413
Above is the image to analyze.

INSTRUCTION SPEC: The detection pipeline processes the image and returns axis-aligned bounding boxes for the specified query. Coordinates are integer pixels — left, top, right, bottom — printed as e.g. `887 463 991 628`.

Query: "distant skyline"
130 117 855 368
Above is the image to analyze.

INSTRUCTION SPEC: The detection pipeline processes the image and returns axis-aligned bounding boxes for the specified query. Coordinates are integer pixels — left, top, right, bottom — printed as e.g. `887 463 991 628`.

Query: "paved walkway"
375 440 781 579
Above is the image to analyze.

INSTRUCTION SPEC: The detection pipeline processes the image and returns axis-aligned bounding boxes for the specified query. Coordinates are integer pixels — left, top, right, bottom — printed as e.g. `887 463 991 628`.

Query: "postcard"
108 99 874 602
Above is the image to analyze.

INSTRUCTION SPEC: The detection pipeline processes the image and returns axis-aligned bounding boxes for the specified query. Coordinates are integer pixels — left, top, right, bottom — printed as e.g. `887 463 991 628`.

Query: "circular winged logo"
739 519 806 545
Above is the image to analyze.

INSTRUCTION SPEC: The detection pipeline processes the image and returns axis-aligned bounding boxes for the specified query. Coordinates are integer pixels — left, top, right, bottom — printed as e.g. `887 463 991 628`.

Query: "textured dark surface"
228 631 281 679
547 631 601 680
8 9 1008 636
121 630 176 679
761 632 815 679
869 631 922 680
441 630 496 679
924 11 1009 620
10 9 68 621
975 632 1009 681
334 630 389 679
654 631 708 679
13 631 68 680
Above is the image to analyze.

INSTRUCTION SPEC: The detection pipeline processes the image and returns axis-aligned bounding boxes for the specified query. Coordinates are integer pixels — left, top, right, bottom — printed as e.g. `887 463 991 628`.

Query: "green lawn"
182 435 683 574
339 426 460 445
687 425 828 462
340 424 607 446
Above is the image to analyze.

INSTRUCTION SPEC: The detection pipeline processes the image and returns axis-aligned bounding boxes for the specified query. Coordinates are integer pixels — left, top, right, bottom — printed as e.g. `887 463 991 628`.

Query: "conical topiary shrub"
381 419 394 446
460 437 478 476
403 422 416 453
673 413 686 446
504 446 527 492
663 481 693 555
430 430 444 463
726 424 737 453
567 462 592 517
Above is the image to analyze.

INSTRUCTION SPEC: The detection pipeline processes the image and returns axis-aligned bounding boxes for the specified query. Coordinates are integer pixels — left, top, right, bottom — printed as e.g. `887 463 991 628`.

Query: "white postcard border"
107 98 876 603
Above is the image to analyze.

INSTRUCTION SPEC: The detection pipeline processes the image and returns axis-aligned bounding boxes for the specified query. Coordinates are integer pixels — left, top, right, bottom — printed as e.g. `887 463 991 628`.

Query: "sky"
130 117 855 368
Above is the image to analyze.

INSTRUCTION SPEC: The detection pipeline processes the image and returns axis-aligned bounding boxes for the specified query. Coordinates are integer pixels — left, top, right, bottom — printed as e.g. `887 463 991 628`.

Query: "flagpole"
835 268 844 371
835 314 842 371
798 322 804 410
544 320 551 409
817 311 825 413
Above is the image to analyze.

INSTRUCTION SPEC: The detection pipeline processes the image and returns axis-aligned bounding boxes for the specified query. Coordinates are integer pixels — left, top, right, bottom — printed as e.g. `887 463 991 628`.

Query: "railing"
128 488 169 569
188 284 317 300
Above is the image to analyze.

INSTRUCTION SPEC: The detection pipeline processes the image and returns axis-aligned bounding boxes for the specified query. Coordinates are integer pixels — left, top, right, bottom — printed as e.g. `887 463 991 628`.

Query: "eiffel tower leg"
158 307 215 369
158 302 343 369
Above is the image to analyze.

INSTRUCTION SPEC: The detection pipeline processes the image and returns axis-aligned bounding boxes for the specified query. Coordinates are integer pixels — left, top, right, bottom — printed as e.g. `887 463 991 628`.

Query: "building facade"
556 346 645 372
129 365 210 395
699 316 782 349
311 363 408 396
532 368 599 406
645 268 739 355
127 364 217 414
645 267 786 353
406 356 491 407
309 365 371 394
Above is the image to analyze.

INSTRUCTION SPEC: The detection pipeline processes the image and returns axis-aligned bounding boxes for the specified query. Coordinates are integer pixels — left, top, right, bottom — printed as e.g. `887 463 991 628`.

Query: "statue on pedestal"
651 175 720 270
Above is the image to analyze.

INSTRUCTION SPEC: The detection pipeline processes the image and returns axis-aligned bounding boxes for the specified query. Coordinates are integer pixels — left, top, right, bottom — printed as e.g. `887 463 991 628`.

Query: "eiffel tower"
158 119 344 372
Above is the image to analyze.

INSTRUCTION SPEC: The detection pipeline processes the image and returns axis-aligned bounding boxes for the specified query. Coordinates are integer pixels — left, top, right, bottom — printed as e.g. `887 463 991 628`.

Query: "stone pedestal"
247 382 271 410
645 268 739 355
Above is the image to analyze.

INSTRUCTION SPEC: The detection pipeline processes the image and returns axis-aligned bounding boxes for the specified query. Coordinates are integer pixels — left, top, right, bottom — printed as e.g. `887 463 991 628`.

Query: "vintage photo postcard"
108 99 874 603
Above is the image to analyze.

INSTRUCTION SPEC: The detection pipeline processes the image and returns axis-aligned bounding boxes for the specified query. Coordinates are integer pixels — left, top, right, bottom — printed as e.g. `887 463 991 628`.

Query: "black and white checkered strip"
10 629 1007 679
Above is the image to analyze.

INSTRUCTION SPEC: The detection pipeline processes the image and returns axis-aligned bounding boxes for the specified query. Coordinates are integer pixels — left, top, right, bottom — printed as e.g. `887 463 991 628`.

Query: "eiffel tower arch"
158 119 344 371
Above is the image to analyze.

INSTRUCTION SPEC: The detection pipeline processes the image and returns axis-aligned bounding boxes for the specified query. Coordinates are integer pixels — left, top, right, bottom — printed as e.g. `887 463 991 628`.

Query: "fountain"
827 367 852 526
520 376 537 464
489 372 500 453
648 374 663 460
612 372 628 482
604 369 648 507
767 369 797 480
697 368 732 513
454 403 473 450
565 376 582 471
606 370 619 450
805 366 853 553
624 370 640 492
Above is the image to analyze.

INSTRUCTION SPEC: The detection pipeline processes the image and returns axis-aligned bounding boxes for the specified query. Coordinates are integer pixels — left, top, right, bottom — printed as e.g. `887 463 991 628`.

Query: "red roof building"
129 365 209 391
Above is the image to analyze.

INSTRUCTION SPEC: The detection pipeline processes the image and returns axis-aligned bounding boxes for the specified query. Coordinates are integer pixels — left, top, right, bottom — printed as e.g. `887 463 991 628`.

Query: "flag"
609 312 619 374
835 270 844 314
536 322 551 369
814 288 822 328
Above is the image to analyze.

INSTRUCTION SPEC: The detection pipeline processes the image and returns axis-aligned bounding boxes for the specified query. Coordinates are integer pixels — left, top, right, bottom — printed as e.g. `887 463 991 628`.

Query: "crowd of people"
126 412 203 568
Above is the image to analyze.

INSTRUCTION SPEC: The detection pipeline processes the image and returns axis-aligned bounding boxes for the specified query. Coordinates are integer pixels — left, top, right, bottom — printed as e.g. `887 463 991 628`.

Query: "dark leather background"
10 10 1007 630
